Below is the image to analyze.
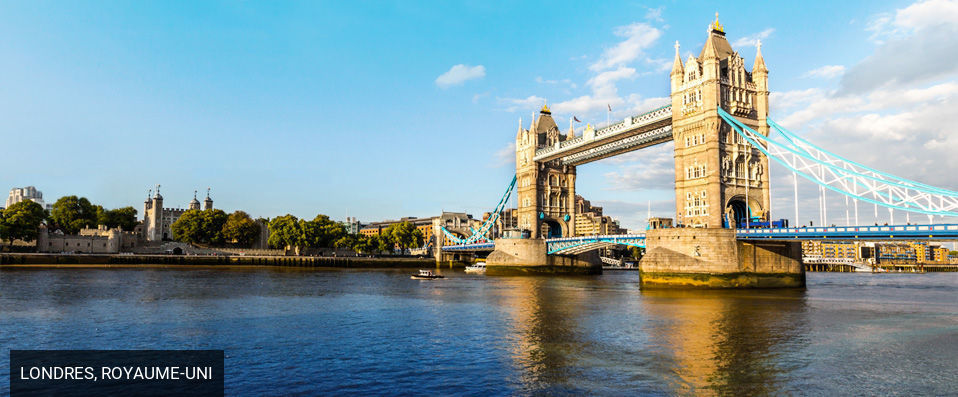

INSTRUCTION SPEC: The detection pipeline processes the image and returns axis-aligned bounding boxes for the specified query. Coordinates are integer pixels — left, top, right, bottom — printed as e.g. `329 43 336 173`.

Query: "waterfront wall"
0 254 434 268
639 228 805 288
485 239 602 275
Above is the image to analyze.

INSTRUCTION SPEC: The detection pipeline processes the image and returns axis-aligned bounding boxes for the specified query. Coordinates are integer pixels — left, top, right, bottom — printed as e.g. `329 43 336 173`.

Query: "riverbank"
0 253 435 268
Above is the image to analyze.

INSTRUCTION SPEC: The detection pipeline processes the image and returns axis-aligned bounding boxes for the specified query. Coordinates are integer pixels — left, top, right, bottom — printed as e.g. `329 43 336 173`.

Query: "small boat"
411 269 444 280
465 262 486 274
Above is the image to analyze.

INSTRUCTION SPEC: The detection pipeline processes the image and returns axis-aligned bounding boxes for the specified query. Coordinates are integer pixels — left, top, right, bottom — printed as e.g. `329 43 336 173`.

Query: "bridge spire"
671 41 684 76
753 39 768 73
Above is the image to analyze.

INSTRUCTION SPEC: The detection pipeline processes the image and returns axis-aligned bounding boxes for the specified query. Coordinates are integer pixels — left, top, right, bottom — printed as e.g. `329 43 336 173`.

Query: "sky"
1 0 957 230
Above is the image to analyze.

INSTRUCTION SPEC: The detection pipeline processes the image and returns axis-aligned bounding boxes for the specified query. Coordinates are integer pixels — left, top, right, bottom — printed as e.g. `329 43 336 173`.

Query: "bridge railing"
736 224 958 239
534 105 672 159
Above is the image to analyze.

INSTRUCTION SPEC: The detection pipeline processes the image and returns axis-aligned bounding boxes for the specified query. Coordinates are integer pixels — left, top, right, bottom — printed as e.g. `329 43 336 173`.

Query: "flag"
573 116 581 123
607 104 612 112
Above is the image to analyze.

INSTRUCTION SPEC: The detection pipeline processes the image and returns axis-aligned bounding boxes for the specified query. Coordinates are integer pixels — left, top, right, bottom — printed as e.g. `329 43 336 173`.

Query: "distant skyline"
2 0 957 229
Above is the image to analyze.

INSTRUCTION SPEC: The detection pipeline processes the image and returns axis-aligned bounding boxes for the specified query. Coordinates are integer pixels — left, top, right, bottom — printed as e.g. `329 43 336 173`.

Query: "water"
1 268 956 395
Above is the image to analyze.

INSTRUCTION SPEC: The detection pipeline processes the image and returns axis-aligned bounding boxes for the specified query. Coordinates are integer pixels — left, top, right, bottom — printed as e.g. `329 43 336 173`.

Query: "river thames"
1 268 955 395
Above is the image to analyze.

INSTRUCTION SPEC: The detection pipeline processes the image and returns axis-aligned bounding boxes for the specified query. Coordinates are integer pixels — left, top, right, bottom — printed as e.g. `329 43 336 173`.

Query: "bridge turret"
753 40 770 139
670 41 684 92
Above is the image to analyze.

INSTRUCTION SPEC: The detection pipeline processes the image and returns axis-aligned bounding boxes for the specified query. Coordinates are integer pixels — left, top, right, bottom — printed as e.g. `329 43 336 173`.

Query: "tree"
353 234 377 254
49 196 98 234
268 214 303 251
223 211 260 247
384 221 423 254
97 206 138 231
302 214 347 248
376 232 393 254
333 234 358 250
172 209 228 245
0 200 46 242
171 210 205 244
201 209 228 245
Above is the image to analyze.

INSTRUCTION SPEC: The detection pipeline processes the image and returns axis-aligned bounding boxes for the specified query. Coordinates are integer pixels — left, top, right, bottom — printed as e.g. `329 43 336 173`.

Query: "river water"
1 268 955 395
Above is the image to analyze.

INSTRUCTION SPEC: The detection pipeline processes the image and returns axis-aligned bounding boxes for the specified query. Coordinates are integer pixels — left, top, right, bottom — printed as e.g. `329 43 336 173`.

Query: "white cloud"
602 142 676 190
490 142 516 168
645 6 664 22
803 65 846 79
589 23 662 72
435 64 486 88
895 0 958 29
497 95 546 112
731 28 775 48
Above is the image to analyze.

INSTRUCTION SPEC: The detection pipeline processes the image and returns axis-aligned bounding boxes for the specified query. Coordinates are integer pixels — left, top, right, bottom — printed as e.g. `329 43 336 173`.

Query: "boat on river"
464 262 486 274
411 269 444 280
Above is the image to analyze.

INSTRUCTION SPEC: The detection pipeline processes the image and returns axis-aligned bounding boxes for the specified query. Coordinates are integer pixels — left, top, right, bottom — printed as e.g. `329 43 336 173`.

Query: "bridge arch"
725 195 763 228
540 217 568 238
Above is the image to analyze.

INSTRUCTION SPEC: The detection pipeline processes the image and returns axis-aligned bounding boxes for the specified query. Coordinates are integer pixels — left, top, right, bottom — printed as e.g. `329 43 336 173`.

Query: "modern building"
5 186 51 210
142 185 213 242
573 195 625 236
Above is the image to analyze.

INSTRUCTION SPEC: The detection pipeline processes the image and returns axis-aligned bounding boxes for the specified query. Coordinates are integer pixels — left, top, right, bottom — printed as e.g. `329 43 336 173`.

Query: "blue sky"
2 0 955 229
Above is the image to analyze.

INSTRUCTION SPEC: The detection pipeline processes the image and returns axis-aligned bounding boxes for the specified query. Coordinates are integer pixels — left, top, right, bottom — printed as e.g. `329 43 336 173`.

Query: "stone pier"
639 228 805 288
485 238 601 275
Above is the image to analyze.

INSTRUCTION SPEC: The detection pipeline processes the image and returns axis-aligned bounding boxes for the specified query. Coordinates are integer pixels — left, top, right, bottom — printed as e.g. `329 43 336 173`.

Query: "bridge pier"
639 228 805 288
485 238 602 275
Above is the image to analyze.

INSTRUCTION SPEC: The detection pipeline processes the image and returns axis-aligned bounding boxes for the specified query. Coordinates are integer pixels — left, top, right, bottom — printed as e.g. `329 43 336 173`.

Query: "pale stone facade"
515 105 577 238
38 225 138 253
670 15 770 228
142 185 213 242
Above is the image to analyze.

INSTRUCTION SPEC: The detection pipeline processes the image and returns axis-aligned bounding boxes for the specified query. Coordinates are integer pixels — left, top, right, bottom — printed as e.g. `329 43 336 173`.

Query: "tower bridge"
436 15 958 287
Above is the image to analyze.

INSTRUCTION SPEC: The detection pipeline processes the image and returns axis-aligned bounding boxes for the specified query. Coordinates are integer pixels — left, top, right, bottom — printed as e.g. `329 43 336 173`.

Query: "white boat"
411 269 444 280
464 262 486 274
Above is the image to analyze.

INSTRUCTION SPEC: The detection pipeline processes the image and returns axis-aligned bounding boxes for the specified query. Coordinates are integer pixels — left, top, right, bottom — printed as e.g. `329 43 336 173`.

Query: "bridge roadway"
533 105 673 165
441 224 958 254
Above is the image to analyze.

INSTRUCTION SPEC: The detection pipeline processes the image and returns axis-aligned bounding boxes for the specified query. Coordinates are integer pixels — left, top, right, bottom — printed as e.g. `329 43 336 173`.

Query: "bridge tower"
670 14 771 228
515 104 577 238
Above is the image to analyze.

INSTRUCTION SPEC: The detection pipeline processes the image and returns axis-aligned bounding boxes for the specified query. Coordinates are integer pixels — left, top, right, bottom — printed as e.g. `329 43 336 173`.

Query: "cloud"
731 28 775 48
497 95 546 112
840 24 958 94
803 65 846 79
435 64 486 88
490 142 516 168
472 92 489 104
645 6 664 22
589 23 662 72
601 142 676 190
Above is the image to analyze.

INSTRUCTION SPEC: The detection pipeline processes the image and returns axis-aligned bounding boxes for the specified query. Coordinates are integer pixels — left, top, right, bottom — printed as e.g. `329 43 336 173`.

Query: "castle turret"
203 188 213 210
189 190 201 210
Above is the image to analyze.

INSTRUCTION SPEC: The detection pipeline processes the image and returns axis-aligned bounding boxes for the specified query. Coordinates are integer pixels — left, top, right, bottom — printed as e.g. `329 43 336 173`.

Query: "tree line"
0 196 139 243
267 215 424 255
170 209 262 247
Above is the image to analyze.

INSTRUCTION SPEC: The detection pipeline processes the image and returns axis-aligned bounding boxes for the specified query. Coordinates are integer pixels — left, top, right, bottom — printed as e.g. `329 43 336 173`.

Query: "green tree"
201 209 228 245
333 234 358 250
223 211 260 247
97 206 139 231
0 200 46 242
376 232 393 254
302 214 347 248
352 235 377 254
268 214 303 251
49 196 98 234
383 221 423 254
171 210 205 244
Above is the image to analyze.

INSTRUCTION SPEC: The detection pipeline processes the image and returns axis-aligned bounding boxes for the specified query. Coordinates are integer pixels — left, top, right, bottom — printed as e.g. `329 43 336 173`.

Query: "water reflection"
640 289 810 395
499 276 591 394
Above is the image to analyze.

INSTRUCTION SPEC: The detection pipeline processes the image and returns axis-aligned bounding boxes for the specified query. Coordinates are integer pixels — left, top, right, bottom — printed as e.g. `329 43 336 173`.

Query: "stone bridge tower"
515 105 577 238
670 14 771 228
